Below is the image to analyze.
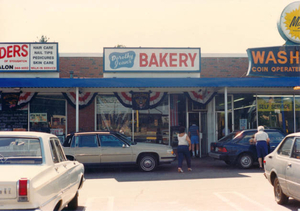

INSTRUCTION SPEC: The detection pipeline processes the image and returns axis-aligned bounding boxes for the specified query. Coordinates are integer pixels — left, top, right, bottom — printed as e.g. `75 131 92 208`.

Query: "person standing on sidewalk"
177 126 192 173
189 123 200 157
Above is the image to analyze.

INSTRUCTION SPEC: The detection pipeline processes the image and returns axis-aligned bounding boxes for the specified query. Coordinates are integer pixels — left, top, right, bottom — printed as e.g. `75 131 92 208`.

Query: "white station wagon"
264 132 300 204
0 131 85 211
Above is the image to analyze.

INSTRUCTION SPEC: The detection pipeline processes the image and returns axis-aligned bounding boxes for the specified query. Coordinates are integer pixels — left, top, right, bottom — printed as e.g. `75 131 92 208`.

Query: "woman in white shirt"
254 126 270 169
177 126 192 173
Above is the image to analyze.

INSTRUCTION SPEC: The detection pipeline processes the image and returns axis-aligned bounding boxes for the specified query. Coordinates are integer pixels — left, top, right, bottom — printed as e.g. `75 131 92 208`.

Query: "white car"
63 131 176 172
264 132 300 204
0 131 85 211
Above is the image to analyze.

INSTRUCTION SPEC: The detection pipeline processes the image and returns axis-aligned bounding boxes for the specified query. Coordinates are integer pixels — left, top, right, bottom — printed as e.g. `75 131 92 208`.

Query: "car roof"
0 131 57 138
70 131 116 136
285 132 300 137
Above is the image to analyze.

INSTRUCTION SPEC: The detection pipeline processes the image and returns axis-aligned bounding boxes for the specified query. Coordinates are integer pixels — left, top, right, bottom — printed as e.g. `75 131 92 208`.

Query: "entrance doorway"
188 112 207 157
216 111 233 140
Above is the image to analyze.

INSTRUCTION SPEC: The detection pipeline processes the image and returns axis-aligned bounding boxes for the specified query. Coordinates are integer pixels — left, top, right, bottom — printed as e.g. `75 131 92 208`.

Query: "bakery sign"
103 47 201 72
0 42 58 72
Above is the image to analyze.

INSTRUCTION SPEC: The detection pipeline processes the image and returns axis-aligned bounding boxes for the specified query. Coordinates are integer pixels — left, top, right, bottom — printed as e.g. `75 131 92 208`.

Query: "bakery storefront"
0 2 299 156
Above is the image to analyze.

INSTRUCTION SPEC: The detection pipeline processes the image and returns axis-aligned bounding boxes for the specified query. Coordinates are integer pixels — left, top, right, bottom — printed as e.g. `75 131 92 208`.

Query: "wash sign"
247 46 300 77
104 48 201 72
0 42 58 72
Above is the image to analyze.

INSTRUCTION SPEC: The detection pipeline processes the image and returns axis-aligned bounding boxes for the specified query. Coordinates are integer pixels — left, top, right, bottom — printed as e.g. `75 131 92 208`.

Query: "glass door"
188 112 207 157
216 111 233 140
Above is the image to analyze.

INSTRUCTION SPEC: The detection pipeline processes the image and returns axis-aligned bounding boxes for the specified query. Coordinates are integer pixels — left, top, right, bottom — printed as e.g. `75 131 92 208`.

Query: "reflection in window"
96 95 132 137
292 138 300 159
99 135 124 147
278 137 294 156
77 135 98 147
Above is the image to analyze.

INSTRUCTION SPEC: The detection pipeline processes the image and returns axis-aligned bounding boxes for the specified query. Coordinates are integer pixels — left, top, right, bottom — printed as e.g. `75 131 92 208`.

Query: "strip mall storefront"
0 2 299 156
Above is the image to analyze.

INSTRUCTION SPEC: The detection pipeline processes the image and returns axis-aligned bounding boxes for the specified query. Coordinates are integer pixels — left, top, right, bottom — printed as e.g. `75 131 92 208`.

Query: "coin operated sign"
247 2 300 77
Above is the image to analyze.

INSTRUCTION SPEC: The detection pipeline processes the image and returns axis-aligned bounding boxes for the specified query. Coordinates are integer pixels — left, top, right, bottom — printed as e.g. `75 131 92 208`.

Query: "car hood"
0 165 49 181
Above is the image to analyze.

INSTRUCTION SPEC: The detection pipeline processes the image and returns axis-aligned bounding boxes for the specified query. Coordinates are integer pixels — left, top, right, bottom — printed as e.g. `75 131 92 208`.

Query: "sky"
0 0 295 54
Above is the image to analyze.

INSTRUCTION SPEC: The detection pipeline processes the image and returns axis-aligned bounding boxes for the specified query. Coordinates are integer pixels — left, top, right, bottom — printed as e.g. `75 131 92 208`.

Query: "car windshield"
114 133 135 145
0 137 42 164
218 132 237 142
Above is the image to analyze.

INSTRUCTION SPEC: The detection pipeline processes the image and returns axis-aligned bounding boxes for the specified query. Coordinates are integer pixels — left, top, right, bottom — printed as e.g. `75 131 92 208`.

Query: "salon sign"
0 42 58 72
103 48 201 72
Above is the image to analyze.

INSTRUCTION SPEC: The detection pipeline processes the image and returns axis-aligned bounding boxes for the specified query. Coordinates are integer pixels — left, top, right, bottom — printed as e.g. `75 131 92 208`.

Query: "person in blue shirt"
188 123 199 157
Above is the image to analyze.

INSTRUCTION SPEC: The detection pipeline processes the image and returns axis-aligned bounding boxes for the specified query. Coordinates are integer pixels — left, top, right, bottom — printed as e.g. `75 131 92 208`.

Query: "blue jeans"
177 145 191 168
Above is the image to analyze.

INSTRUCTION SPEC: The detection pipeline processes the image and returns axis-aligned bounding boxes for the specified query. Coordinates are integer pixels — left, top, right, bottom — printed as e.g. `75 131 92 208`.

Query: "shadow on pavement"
84 156 265 182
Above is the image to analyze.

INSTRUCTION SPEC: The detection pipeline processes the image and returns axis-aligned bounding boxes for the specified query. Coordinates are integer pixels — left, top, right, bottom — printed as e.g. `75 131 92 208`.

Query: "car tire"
68 192 78 210
139 154 157 172
274 177 289 205
238 153 253 169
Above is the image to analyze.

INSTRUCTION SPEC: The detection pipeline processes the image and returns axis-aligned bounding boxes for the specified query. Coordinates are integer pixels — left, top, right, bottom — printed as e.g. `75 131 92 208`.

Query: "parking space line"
84 196 114 211
214 192 273 211
214 192 244 211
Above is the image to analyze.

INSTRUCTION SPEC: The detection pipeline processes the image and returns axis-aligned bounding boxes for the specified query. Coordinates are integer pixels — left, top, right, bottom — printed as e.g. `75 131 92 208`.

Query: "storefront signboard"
103 48 201 72
277 1 300 44
246 46 299 77
0 42 59 72
257 97 300 111
30 113 47 122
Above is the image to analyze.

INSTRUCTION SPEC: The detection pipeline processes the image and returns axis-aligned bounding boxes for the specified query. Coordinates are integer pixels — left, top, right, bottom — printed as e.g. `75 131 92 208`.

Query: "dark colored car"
209 129 285 169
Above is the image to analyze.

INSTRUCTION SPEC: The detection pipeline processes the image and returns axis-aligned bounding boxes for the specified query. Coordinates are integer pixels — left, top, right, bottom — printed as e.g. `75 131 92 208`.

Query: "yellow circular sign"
278 1 300 44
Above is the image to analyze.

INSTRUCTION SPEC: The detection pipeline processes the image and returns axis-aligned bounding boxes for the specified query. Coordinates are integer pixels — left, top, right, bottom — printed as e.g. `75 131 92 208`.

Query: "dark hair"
179 126 185 133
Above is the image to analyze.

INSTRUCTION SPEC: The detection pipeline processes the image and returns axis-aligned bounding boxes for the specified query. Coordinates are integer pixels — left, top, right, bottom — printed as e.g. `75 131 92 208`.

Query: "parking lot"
65 157 300 211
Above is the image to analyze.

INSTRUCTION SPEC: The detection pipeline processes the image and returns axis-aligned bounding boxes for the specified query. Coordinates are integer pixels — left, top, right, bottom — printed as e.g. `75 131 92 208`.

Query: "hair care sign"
104 48 201 72
0 42 58 72
278 1 300 44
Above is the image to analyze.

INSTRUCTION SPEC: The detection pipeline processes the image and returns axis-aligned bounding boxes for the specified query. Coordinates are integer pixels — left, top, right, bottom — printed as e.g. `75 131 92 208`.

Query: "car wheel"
238 153 253 169
68 192 78 210
139 154 157 172
274 177 289 205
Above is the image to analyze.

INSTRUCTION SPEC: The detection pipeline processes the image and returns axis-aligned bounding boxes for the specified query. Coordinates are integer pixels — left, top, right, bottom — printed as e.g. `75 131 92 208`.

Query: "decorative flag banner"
185 89 216 106
63 92 98 109
18 92 38 108
114 92 167 110
2 93 20 111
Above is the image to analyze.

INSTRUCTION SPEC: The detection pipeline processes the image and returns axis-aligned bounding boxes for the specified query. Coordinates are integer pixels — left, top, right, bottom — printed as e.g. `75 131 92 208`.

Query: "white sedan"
264 132 300 204
0 131 85 211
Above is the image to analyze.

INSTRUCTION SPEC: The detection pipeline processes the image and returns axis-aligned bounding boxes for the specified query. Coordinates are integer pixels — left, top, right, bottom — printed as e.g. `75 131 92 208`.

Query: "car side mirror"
66 155 75 161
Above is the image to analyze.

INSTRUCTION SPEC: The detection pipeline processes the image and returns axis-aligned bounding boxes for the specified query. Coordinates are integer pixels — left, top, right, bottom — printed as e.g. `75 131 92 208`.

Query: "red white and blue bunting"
185 89 216 106
18 92 38 108
62 92 98 109
114 92 167 110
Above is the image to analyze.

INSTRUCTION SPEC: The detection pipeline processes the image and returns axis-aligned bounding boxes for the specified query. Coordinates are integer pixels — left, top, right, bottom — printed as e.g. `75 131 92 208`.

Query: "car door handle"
287 163 292 168
267 155 272 159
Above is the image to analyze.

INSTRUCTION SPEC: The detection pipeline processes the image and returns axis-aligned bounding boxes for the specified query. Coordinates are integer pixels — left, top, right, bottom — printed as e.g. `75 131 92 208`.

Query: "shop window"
30 94 66 137
257 95 294 134
96 95 132 137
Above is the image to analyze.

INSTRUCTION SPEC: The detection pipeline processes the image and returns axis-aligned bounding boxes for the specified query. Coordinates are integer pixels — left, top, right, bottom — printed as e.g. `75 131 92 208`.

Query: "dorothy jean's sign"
247 46 300 77
0 42 58 72
104 48 201 72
